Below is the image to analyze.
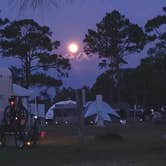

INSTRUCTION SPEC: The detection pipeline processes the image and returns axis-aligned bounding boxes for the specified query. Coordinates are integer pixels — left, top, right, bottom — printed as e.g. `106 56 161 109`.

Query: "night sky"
0 0 165 88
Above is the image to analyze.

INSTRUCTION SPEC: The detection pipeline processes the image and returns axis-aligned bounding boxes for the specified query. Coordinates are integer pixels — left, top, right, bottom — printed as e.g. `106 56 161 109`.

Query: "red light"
10 101 15 106
40 131 46 138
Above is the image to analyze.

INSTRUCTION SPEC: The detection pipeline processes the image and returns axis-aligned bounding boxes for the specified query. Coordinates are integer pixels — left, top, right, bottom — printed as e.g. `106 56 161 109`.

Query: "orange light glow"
27 141 31 146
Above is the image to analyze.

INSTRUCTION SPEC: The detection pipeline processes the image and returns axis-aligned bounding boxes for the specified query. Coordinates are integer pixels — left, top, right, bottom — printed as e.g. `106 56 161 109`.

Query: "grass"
0 123 166 166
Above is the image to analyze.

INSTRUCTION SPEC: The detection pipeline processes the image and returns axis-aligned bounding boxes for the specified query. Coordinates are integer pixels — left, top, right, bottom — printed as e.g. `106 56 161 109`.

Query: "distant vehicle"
46 100 78 126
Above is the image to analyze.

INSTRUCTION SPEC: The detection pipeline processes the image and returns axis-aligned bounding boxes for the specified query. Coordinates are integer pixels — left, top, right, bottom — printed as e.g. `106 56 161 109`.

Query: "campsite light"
34 115 38 119
55 121 58 125
26 141 32 147
139 118 143 122
15 117 18 120
65 121 68 124
151 109 154 114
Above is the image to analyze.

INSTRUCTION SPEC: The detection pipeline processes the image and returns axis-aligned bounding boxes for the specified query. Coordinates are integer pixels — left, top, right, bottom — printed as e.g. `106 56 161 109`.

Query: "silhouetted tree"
136 55 166 106
54 87 76 102
145 6 166 44
91 70 116 103
0 19 70 88
9 66 24 85
143 6 166 105
53 86 93 103
84 10 146 103
145 6 166 59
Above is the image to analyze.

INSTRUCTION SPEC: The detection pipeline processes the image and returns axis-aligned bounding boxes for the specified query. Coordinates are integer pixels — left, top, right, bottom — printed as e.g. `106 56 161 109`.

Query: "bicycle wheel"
15 133 25 149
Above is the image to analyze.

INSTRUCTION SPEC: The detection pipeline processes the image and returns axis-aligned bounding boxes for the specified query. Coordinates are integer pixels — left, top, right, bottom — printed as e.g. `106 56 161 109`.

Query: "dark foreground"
0 123 166 166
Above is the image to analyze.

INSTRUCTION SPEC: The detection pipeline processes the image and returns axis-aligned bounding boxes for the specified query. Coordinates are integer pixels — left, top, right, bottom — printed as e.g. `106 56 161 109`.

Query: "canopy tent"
12 84 36 113
45 100 77 120
84 95 120 126
84 101 119 118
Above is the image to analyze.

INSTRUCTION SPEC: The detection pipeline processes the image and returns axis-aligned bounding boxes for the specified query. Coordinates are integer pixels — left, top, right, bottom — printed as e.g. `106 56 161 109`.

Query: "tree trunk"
24 57 31 88
143 81 147 107
75 89 84 144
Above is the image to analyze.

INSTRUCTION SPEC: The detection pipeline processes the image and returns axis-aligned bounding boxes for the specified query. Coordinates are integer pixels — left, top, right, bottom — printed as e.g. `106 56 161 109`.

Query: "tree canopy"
84 10 146 72
83 10 146 103
0 19 70 88
145 7 166 57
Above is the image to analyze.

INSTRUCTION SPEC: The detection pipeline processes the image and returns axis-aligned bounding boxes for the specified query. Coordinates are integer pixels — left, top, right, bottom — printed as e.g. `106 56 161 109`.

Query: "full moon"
68 43 79 54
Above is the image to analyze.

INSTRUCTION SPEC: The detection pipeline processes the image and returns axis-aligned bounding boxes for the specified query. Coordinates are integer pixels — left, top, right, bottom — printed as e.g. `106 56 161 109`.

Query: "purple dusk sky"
0 0 165 88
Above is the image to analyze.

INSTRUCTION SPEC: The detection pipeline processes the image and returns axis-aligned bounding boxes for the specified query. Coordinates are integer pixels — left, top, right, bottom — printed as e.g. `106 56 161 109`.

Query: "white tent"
45 100 77 120
84 95 120 126
12 84 36 112
12 84 34 97
0 68 34 99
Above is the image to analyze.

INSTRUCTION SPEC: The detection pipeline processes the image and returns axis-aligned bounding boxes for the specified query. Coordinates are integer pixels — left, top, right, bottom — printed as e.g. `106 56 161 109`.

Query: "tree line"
86 7 166 107
0 6 165 107
56 7 166 107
